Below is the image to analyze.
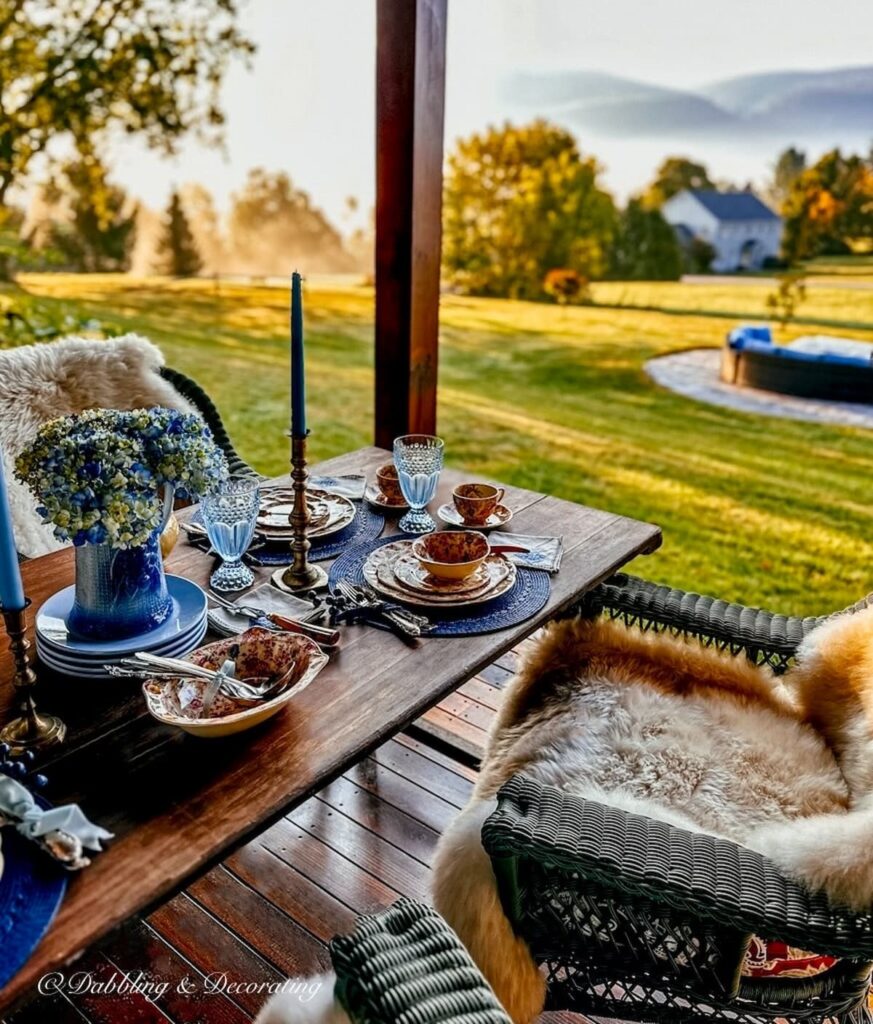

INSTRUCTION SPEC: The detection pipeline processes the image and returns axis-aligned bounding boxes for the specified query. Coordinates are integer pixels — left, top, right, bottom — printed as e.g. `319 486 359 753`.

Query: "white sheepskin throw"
433 606 873 1023
0 334 192 558
255 974 349 1024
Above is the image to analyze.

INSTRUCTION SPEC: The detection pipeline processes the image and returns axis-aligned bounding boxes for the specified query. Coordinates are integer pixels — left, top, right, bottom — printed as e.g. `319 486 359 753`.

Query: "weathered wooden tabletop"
0 445 660 1010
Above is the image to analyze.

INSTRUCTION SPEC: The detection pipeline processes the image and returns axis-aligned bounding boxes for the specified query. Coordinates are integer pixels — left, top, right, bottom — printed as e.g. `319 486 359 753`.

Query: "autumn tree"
443 120 617 300
154 190 203 277
644 157 715 208
610 199 683 280
781 149 873 263
227 169 352 274
40 155 137 272
0 0 254 206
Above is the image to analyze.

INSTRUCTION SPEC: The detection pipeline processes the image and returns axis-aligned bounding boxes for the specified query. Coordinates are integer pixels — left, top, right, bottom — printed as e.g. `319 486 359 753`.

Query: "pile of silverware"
328 581 432 639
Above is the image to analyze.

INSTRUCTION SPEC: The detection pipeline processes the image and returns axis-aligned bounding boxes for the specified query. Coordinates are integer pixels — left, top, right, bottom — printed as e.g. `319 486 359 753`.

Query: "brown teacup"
452 483 505 524
376 462 404 505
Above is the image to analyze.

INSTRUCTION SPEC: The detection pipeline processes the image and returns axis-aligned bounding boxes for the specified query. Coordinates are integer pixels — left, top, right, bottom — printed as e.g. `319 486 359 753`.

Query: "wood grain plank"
369 737 475 806
147 894 284 1019
224 842 355 944
59 953 175 1024
288 801 431 901
256 816 401 914
185 867 330 978
459 677 503 711
342 756 461 833
315 779 439 865
418 706 488 761
98 917 252 1024
393 732 478 784
434 690 497 732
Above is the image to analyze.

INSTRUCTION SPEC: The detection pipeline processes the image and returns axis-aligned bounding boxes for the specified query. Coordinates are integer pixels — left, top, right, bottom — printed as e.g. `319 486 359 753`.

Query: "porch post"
374 0 448 449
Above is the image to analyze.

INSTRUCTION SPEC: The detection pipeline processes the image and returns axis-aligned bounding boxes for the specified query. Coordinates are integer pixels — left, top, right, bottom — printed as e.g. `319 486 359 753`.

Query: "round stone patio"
645 348 873 430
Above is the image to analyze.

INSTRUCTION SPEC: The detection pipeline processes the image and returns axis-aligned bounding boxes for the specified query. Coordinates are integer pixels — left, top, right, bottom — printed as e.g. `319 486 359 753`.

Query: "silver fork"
336 580 422 637
354 583 431 631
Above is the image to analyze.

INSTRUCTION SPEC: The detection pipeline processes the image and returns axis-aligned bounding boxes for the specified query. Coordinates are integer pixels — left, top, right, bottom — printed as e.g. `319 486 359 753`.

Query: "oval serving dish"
142 627 328 738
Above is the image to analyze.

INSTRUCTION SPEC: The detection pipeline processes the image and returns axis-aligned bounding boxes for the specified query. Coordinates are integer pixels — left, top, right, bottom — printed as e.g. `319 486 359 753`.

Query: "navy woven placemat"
251 501 385 565
328 536 551 637
191 501 386 566
0 817 68 988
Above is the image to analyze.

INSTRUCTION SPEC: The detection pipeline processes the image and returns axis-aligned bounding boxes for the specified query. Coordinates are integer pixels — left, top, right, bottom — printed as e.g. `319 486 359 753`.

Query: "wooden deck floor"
5 638 593 1023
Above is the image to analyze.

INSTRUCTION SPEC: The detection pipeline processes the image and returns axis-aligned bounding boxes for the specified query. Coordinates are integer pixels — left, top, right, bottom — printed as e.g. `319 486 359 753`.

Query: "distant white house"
661 189 782 272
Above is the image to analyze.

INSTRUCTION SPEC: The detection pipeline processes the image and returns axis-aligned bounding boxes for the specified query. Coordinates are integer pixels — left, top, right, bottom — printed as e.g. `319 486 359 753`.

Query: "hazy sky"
109 0 873 225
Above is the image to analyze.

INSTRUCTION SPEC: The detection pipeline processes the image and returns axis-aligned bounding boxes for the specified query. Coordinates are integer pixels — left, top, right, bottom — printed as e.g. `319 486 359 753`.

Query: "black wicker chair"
326 898 511 1023
579 572 873 674
160 366 258 479
479 575 873 1024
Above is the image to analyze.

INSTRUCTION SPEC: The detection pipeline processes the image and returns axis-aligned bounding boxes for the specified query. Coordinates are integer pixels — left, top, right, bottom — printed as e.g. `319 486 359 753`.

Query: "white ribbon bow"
0 775 114 851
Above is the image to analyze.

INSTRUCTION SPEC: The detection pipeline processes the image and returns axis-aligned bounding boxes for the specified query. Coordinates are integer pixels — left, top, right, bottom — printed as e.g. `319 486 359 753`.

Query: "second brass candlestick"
271 433 328 594
1 601 66 755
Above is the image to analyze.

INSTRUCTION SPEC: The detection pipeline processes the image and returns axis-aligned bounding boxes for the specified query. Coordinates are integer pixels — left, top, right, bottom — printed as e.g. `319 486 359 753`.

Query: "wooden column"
374 0 448 448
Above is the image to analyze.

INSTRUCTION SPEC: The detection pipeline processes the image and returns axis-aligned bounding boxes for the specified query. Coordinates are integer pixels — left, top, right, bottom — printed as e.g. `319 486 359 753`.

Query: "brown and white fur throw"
433 606 873 1023
0 334 192 558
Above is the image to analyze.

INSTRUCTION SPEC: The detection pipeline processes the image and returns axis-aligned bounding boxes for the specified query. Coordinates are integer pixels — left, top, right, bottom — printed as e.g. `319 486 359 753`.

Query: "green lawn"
591 279 873 329
10 272 873 617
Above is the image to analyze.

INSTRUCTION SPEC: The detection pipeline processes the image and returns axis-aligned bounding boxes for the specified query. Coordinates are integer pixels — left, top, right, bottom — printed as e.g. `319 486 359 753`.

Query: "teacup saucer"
437 503 513 531
365 484 409 512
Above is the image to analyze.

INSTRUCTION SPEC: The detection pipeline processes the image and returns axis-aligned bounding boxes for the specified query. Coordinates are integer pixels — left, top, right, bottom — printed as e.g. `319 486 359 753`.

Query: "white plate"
437 504 514 530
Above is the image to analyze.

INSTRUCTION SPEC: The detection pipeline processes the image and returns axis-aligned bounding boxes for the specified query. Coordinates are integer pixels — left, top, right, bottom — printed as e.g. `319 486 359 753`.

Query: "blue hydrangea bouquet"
16 407 227 640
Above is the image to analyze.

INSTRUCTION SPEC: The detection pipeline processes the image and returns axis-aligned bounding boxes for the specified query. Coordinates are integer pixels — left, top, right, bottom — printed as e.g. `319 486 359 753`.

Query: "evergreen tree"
610 199 683 280
155 191 203 277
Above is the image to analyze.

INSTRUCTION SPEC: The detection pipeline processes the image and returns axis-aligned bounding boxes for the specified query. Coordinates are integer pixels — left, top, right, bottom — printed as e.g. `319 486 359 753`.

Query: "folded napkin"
0 775 113 870
497 532 563 573
207 583 316 636
309 474 367 500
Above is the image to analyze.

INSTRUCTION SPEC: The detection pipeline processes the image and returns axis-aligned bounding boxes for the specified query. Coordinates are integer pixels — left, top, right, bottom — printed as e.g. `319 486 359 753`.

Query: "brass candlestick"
1 601 66 755
271 433 328 593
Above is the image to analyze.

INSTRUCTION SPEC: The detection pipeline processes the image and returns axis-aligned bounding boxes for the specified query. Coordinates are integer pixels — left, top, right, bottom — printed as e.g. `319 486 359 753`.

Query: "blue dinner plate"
0 809 68 989
35 576 208 657
36 619 208 678
36 607 207 661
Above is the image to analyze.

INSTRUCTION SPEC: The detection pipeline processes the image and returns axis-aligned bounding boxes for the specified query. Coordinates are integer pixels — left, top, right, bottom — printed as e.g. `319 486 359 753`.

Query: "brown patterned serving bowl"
412 530 490 580
375 462 404 505
142 627 328 737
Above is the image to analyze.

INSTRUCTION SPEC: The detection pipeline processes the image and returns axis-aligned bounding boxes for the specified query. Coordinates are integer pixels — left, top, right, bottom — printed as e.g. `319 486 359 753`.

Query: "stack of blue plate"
35 576 208 680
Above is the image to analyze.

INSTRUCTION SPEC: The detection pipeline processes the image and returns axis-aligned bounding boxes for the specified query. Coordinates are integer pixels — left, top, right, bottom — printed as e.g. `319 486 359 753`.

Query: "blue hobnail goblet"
200 478 260 592
394 434 444 534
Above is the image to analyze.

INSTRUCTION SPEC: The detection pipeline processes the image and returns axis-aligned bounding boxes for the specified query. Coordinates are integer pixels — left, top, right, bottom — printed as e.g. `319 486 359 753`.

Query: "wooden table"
0 446 660 1011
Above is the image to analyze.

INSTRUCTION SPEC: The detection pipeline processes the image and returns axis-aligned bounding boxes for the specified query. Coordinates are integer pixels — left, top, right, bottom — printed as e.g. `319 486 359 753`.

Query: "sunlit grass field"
11 272 873 616
591 279 873 328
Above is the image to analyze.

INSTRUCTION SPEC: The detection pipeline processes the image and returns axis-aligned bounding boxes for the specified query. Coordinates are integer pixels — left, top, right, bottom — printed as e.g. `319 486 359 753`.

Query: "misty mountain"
503 66 873 143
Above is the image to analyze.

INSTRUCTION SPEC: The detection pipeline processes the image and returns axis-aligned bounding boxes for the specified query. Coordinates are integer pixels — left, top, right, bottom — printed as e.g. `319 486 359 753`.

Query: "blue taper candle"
290 271 306 436
0 451 25 611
